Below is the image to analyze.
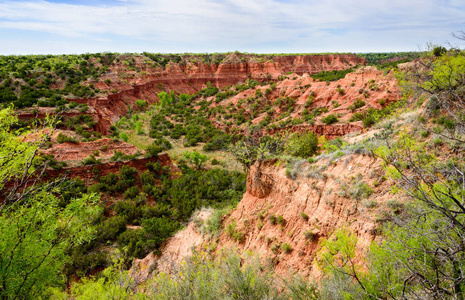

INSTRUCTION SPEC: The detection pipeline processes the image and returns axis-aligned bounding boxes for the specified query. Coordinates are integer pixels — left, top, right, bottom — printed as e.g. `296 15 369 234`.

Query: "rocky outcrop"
218 154 393 279
16 54 367 135
42 138 139 164
135 153 398 282
71 54 365 134
266 123 364 139
42 153 177 186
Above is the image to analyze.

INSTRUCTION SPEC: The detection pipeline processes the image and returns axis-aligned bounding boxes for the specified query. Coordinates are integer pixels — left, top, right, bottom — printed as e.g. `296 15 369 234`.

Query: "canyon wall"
133 153 398 281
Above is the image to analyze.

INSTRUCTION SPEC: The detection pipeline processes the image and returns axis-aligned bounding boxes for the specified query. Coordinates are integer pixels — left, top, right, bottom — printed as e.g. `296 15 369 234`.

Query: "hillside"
4 49 464 299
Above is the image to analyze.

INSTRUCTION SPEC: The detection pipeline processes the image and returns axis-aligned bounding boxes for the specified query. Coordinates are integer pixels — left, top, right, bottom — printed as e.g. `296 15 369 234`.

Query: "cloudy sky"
0 0 464 55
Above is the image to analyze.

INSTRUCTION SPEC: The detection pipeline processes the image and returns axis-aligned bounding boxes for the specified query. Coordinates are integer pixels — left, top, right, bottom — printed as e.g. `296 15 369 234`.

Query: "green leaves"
182 150 208 169
0 192 102 299
285 131 319 158
423 54 465 92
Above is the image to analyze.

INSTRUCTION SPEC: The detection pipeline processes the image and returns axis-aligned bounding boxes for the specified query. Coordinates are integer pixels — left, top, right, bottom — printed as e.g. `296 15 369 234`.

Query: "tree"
182 150 208 169
228 127 286 171
0 107 102 299
285 131 319 158
134 99 147 110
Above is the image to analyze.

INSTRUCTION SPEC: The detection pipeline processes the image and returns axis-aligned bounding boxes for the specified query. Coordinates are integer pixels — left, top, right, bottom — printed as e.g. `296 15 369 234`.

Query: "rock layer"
137 153 397 281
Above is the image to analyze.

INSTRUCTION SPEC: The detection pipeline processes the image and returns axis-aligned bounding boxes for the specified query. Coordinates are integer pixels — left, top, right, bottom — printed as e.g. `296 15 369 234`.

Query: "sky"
0 0 465 55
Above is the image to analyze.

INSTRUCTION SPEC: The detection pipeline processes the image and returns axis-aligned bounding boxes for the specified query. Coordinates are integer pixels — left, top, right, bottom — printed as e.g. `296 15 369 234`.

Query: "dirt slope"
133 152 399 281
209 66 401 131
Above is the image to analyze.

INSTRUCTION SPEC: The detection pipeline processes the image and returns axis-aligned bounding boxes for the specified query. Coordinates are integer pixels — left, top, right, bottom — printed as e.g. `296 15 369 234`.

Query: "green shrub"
135 99 147 110
349 181 373 200
301 212 309 220
142 217 181 249
119 165 138 181
69 101 79 109
311 68 354 82
361 114 375 128
123 186 140 199
56 133 77 144
139 170 155 186
119 132 129 142
268 214 277 225
421 130 430 138
82 155 99 165
304 230 314 241
321 114 338 125
145 144 163 158
281 243 292 253
285 131 319 158
348 98 365 112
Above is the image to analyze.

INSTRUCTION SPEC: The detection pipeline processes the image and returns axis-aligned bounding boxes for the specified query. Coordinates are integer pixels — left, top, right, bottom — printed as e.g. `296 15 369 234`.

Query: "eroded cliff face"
210 66 401 131
17 54 366 135
133 153 397 281
93 54 365 134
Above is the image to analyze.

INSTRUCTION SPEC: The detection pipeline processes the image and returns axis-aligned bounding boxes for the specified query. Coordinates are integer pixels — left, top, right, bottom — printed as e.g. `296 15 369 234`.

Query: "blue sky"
0 0 464 55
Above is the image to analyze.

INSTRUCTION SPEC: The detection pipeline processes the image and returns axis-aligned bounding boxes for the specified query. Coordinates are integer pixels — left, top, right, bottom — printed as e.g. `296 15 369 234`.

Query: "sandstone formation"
17 54 366 135
135 153 398 281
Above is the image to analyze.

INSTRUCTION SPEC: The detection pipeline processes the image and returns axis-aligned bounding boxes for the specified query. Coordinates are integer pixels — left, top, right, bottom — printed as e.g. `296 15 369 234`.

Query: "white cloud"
0 0 464 54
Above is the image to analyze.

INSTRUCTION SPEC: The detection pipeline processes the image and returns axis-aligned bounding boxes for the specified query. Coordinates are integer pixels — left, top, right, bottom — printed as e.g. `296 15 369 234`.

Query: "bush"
56 133 77 144
68 101 79 109
145 144 163 158
286 131 319 158
349 181 373 200
119 165 138 181
142 217 181 249
348 98 365 112
268 214 277 225
182 150 208 169
281 243 292 253
362 115 376 128
321 114 338 125
139 170 155 186
301 212 309 220
304 230 314 241
135 99 147 110
123 186 140 199
82 155 99 165
119 132 129 142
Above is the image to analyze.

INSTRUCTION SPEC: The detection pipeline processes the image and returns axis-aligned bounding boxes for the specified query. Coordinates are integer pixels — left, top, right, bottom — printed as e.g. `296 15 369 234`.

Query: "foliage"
311 68 354 82
319 49 465 299
357 52 423 65
0 108 102 299
229 128 286 170
182 150 208 169
119 131 129 142
134 99 147 110
60 249 319 299
163 167 245 218
285 131 319 158
56 132 77 143
321 114 338 125
0 193 101 299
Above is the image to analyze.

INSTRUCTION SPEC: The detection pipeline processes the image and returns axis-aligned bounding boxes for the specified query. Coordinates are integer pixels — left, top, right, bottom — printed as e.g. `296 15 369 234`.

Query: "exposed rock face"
43 153 177 186
219 155 393 279
16 54 365 135
266 123 364 139
42 137 140 164
136 153 396 281
212 66 401 129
